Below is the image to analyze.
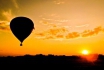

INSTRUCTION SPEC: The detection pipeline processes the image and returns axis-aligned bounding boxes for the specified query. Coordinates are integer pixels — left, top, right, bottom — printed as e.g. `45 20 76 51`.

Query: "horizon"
0 53 102 57
0 0 104 56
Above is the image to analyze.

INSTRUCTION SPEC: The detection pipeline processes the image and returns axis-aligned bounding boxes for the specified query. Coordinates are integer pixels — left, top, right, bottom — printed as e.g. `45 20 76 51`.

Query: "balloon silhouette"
10 16 34 46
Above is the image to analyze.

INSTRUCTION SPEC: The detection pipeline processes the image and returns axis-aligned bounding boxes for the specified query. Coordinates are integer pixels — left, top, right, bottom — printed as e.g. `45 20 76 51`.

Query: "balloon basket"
20 43 22 46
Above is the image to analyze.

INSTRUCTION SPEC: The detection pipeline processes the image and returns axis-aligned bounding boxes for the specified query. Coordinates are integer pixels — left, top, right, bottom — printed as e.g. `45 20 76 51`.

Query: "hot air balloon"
10 16 34 46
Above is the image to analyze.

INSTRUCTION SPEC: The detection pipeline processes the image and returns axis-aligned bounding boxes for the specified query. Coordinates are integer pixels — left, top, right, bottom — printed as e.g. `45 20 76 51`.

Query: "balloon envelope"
10 16 34 46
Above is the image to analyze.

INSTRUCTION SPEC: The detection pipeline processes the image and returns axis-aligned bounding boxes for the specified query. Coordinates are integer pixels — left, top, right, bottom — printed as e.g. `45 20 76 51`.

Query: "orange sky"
0 0 104 56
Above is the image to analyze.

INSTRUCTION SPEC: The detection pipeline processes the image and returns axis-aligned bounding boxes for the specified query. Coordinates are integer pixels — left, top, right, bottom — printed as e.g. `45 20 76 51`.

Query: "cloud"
0 0 18 21
66 32 80 39
2 10 15 21
81 26 103 37
94 26 102 34
35 33 45 37
0 21 10 31
34 22 104 40
75 24 89 28
56 34 64 38
42 17 69 23
47 27 68 35
34 23 78 40
53 0 65 5
81 30 95 37
1 10 103 39
0 10 15 31
11 0 19 9
34 26 68 40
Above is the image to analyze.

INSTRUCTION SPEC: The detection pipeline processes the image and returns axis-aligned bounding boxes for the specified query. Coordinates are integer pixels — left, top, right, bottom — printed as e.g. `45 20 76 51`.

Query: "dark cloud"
0 0 17 20
0 9 14 31
11 0 19 9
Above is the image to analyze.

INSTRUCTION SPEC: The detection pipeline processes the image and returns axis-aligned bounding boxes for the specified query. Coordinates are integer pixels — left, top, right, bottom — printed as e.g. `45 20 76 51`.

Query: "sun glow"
82 50 89 55
80 50 98 62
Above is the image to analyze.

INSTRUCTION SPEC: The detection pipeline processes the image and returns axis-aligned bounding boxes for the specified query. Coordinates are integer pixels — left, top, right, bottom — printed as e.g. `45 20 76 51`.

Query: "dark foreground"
0 54 104 69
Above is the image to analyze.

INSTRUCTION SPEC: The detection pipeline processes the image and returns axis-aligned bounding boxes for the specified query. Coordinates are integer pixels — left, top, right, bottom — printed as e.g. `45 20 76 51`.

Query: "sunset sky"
0 0 104 56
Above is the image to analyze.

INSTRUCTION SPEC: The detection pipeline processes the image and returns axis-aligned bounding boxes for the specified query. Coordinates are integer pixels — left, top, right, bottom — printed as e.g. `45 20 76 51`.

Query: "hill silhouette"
0 54 104 69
